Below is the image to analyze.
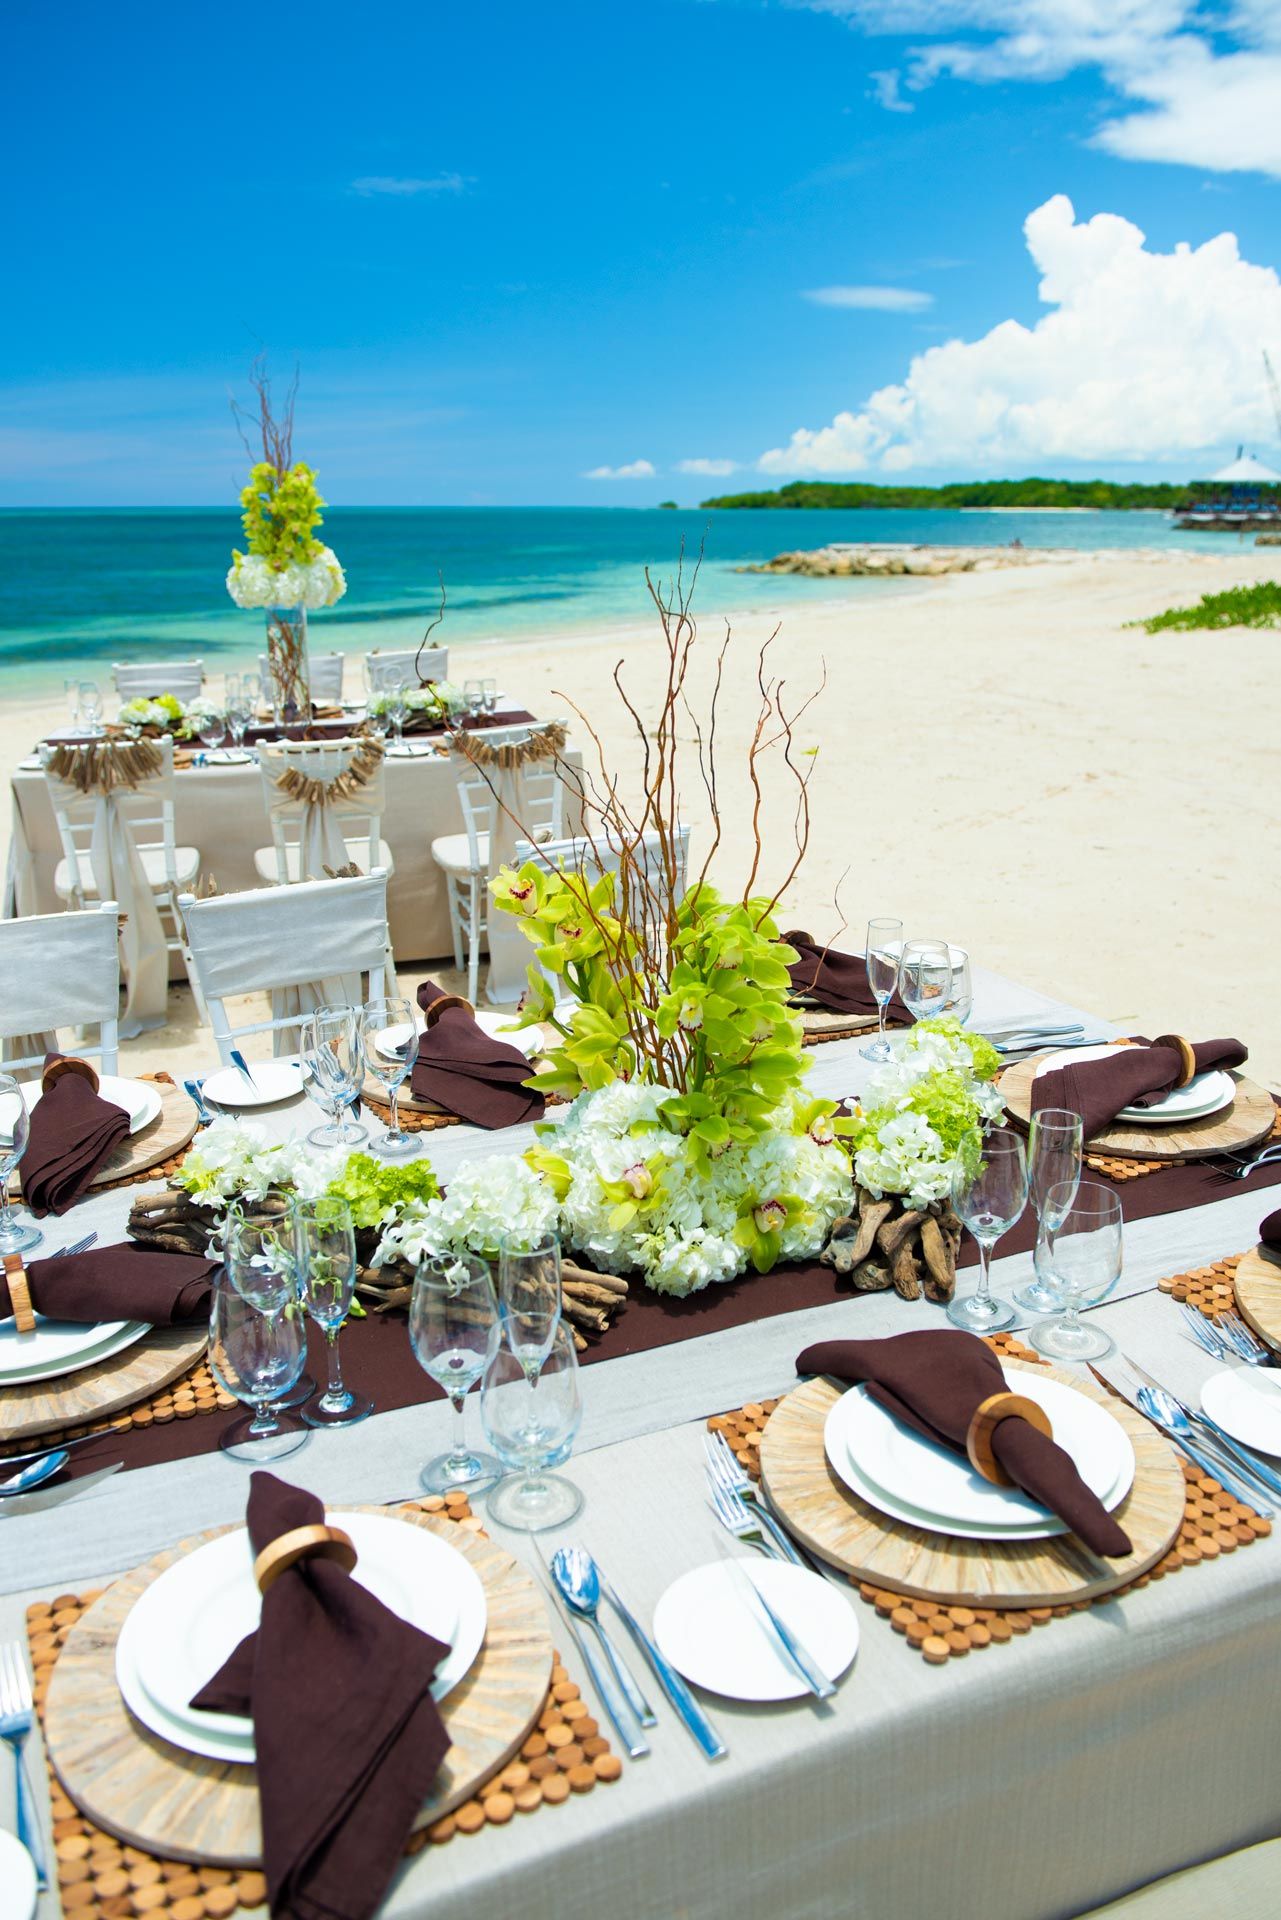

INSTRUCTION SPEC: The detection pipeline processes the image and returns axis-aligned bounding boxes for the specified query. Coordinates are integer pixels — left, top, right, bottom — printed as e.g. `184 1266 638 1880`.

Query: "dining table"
3 961 1281 1920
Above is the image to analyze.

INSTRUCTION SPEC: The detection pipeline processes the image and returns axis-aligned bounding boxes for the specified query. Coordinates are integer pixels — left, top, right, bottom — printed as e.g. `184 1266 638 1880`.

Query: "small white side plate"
0 1830 37 1920
203 1061 305 1108
652 1559 858 1702
1201 1367 1281 1456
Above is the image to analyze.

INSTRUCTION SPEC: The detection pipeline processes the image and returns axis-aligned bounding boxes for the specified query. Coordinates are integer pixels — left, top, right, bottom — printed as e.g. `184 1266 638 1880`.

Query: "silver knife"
1089 1363 1270 1510
530 1550 649 1759
724 1557 835 1700
980 1022 1085 1040
602 1574 727 1762
229 1049 259 1092
1118 1349 1281 1504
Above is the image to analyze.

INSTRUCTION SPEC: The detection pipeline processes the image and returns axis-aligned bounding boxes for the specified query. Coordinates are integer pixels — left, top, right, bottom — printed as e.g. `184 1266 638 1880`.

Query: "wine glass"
1013 1108 1084 1315
498 1232 562 1381
481 677 498 715
224 1201 314 1409
1029 1184 1123 1361
947 1129 1028 1332
0 1075 42 1255
359 996 420 1159
226 687 252 756
384 674 409 750
295 1194 372 1427
63 677 82 733
208 1267 308 1461
861 917 903 1062
899 940 953 1024
197 705 226 755
480 1322 583 1531
941 947 973 1024
299 1006 368 1148
78 682 104 736
409 1255 503 1492
464 678 484 722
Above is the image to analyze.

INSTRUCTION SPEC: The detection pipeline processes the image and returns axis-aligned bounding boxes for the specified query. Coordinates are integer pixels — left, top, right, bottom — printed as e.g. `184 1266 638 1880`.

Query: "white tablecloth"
4 965 1280 1920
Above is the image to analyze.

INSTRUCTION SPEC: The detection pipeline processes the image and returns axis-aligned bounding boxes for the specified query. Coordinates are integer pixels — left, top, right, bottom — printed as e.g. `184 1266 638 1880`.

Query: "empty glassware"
409 1254 502 1492
947 1129 1028 1332
481 1322 583 1530
208 1267 308 1461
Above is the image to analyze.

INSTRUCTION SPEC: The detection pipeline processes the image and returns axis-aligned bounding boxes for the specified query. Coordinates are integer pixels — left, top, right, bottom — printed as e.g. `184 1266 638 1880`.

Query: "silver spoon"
550 1546 657 1727
0 1450 69 1498
1134 1385 1270 1512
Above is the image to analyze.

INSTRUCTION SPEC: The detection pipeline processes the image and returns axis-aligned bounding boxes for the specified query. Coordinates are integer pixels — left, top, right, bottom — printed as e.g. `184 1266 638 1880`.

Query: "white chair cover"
42 740 175 1037
364 647 448 691
180 871 393 1057
0 904 121 1073
258 651 344 705
113 659 205 703
257 740 388 884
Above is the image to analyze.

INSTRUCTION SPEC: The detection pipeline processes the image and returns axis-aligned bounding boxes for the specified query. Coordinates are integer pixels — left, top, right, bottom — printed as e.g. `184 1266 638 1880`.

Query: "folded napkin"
1030 1036 1247 1140
410 979 545 1130
796 1329 1132 1557
0 1244 216 1326
1261 1207 1281 1267
780 930 912 1026
22 1060 131 1216
191 1473 451 1920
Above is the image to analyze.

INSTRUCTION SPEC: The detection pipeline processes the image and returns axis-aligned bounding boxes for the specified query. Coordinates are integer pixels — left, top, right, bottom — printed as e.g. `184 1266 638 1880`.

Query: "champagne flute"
1013 1108 1084 1314
63 677 82 733
359 996 420 1158
861 917 903 1061
480 1322 583 1531
481 677 498 715
464 678 484 722
295 1194 372 1427
78 681 104 736
1028 1184 1123 1361
899 939 953 1025
947 1129 1027 1332
409 1255 503 1492
498 1232 562 1382
385 674 409 749
0 1075 42 1254
208 1267 308 1461
299 1006 368 1148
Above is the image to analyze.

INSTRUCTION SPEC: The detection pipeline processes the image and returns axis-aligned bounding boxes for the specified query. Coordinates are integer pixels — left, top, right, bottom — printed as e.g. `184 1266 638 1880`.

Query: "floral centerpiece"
367 680 466 730
225 363 346 726
118 693 222 740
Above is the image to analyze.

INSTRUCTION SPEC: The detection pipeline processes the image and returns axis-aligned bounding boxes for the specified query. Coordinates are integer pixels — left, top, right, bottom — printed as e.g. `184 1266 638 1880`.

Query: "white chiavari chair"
112 659 205 704
0 902 121 1076
258 650 345 706
253 739 394 885
364 646 448 692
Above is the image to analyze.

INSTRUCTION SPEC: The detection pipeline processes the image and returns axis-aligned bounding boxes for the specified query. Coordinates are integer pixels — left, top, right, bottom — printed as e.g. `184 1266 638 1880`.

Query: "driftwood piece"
890 1237 922 1300
919 1215 955 1304
820 1190 959 1304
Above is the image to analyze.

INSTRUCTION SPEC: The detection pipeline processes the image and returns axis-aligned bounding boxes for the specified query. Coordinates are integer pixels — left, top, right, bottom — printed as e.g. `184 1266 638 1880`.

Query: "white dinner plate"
824 1364 1134 1538
826 1439 1071 1541
1033 1044 1235 1125
0 1314 149 1384
0 1830 37 1920
202 1060 305 1109
116 1512 487 1764
1201 1367 1281 1456
474 1010 542 1058
653 1560 858 1702
386 741 439 758
203 748 253 765
19 1073 161 1137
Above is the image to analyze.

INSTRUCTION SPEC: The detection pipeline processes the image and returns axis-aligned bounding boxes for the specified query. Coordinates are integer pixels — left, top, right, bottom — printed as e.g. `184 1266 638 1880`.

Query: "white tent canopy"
1206 453 1281 484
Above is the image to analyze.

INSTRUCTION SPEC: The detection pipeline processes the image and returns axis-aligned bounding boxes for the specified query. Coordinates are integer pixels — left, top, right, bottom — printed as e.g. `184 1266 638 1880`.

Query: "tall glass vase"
265 606 311 734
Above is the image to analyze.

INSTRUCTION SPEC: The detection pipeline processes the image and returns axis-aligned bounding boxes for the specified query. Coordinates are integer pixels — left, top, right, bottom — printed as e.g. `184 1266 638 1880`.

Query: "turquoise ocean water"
0 505 1238 699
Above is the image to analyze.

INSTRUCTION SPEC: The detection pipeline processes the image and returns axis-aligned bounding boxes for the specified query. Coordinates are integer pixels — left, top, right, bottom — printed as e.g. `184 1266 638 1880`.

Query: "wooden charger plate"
0 1323 208 1444
43 1506 554 1867
759 1358 1184 1608
1233 1245 1281 1354
8 1078 201 1199
999 1055 1275 1163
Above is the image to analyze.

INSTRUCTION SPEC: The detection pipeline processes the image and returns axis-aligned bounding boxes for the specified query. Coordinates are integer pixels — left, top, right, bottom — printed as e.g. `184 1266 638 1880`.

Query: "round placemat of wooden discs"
759 1359 1184 1607
999 1056 1275 1162
43 1507 554 1866
1233 1245 1281 1354
0 1323 209 1444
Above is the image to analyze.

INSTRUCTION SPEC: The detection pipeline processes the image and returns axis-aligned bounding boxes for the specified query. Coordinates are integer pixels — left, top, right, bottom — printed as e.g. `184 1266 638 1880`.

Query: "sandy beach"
4 542 1279 1090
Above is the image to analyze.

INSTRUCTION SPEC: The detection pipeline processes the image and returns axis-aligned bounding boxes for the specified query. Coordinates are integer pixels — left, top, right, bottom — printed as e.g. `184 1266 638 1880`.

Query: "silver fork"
706 1472 782 1561
0 1641 46 1887
705 1432 814 1570
50 1232 97 1260
1217 1148 1281 1181
705 1481 835 1699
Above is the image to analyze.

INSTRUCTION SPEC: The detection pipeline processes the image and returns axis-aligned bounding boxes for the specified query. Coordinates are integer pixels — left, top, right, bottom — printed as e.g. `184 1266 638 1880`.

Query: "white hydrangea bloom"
373 1155 557 1268
226 546 346 610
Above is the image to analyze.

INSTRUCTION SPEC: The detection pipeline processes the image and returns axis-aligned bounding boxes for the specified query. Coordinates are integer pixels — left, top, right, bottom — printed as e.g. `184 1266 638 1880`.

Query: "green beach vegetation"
1133 581 1281 633
697 478 1280 511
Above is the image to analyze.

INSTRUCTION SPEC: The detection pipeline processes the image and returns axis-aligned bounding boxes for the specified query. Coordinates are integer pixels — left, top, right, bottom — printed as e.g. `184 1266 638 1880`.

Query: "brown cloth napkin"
796 1329 1132 1557
0 1244 215 1326
1260 1207 1281 1267
1031 1036 1247 1141
191 1474 452 1920
411 979 545 1130
21 1061 131 1216
780 930 913 1026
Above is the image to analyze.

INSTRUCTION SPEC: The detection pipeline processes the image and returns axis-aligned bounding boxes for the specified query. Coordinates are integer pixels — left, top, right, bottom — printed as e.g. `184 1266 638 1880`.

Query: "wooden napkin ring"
41 1055 99 1096
1153 1034 1197 1088
3 1254 36 1335
422 993 473 1028
965 1392 1053 1487
253 1524 358 1594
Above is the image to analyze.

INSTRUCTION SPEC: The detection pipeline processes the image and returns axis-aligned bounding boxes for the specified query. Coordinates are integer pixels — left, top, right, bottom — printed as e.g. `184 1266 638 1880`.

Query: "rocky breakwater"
740 542 1048 577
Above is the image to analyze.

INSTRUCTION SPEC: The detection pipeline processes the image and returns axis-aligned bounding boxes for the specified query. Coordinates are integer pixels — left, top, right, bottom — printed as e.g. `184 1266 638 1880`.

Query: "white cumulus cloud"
758 194 1281 474
583 459 656 479
676 457 739 475
802 285 933 312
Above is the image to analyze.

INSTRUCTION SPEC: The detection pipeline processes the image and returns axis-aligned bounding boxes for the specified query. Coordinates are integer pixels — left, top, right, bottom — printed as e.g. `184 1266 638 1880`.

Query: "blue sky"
3 0 1280 504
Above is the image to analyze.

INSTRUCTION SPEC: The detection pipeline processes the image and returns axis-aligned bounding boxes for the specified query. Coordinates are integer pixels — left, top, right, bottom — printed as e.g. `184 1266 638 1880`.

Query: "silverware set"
1178 1303 1277 1369
1212 1144 1281 1180
184 1077 213 1126
1090 1351 1281 1514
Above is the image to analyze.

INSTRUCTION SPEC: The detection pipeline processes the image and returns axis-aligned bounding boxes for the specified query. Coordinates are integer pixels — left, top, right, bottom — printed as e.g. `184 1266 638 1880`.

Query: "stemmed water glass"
1013 1108 1084 1315
359 996 421 1159
464 678 484 722
947 1130 1028 1332
480 1321 583 1531
225 676 253 756
63 677 82 734
299 1006 368 1148
940 947 973 1024
899 939 953 1025
481 677 498 715
1029 1183 1123 1361
78 682 104 736
208 1267 308 1462
0 1075 42 1255
197 705 226 755
384 674 409 750
225 1202 315 1409
861 917 903 1061
295 1195 372 1427
409 1254 503 1492
498 1232 562 1381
